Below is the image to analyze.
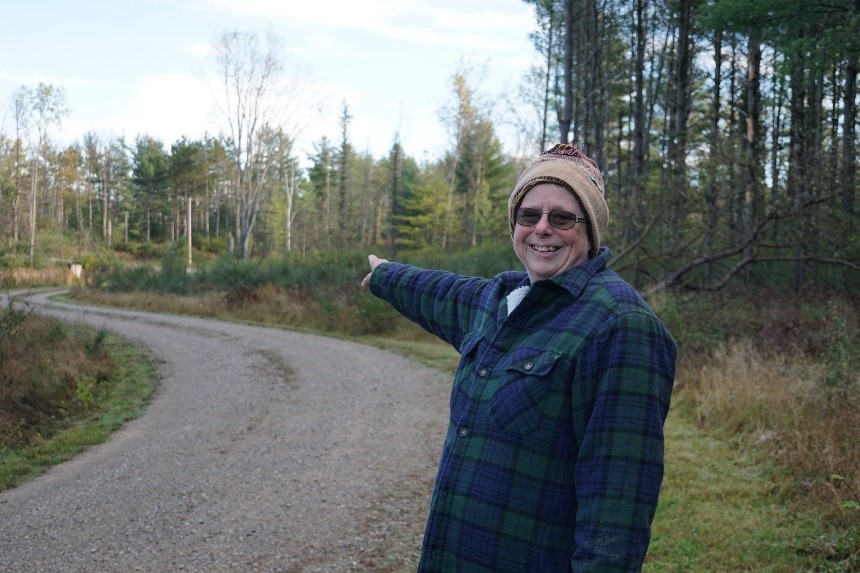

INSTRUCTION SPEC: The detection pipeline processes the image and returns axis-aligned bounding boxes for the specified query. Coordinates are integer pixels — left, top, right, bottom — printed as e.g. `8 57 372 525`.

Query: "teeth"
532 246 559 252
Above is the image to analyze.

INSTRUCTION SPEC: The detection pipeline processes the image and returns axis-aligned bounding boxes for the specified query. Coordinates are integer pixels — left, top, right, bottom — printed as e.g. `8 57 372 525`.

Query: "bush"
398 240 520 278
157 244 191 294
0 301 30 340
0 315 116 449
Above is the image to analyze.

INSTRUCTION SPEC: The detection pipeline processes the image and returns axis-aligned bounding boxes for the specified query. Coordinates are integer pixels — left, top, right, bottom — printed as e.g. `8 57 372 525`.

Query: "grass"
0 321 158 491
378 335 859 572
4 263 858 570
647 411 855 572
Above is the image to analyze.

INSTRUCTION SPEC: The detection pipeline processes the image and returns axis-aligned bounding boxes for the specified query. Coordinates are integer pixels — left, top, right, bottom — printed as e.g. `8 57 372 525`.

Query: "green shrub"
0 301 30 340
351 290 400 335
157 244 190 294
400 240 520 277
98 265 157 292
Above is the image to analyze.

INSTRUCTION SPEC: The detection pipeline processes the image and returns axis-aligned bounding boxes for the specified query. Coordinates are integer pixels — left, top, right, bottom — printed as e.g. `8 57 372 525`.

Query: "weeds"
0 315 117 450
683 339 857 496
830 474 860 512
0 328 156 491
823 299 858 386
0 299 30 339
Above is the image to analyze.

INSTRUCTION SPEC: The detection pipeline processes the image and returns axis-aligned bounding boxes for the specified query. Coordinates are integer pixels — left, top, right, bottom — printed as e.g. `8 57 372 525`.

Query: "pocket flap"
504 349 561 377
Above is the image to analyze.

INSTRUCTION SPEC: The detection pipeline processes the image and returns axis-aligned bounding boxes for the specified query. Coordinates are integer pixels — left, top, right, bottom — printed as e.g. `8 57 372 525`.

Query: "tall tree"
170 137 207 243
666 0 698 235
437 63 494 250
211 29 311 259
336 101 354 246
131 135 170 242
842 0 859 218
387 138 403 256
306 137 335 248
13 83 68 264
523 0 561 151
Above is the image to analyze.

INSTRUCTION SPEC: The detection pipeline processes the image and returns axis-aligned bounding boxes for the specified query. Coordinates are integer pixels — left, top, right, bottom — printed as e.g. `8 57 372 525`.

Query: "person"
361 143 676 572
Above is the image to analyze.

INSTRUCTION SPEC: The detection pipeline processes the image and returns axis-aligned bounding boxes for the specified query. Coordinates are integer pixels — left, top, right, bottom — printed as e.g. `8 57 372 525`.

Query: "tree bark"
558 0 574 143
841 0 858 217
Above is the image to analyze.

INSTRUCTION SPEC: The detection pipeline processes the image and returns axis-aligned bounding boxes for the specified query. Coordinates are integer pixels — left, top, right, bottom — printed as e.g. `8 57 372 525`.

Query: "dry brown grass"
70 283 406 337
0 266 81 288
676 339 859 523
0 313 116 449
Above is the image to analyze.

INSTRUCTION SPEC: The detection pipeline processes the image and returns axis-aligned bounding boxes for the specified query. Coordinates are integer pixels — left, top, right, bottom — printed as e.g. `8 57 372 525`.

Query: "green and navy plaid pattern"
369 247 676 572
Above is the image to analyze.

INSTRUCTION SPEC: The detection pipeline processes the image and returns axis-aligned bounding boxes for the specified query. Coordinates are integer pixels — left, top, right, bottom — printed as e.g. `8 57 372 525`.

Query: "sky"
0 0 540 163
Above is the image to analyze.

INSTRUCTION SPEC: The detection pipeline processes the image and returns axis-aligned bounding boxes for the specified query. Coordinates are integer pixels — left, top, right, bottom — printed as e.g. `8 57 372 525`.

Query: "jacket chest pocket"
490 350 562 434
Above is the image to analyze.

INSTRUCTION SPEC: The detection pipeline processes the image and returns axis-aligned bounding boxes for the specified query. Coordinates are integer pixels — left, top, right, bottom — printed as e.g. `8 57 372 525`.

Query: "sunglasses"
514 208 588 230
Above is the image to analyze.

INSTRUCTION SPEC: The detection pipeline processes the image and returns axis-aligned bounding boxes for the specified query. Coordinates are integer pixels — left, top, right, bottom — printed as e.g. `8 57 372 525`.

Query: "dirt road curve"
0 290 449 573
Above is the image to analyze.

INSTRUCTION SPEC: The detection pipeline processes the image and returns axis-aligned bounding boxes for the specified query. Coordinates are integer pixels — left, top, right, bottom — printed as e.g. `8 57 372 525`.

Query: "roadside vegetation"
0 299 157 490
1 244 857 571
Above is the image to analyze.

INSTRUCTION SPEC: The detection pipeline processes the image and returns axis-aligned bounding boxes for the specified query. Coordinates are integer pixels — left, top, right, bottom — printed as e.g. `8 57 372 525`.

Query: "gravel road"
0 290 450 572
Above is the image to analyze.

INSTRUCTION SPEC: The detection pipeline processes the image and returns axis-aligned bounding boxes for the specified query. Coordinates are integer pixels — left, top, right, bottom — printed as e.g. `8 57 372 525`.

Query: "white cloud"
5 0 539 162
59 74 218 146
130 74 219 142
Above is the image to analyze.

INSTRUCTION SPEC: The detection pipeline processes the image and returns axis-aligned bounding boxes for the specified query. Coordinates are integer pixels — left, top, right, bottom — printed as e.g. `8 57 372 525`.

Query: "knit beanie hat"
508 143 609 259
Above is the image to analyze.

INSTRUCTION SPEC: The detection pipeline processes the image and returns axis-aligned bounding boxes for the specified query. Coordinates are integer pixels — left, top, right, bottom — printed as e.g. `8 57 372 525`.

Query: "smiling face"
512 182 591 283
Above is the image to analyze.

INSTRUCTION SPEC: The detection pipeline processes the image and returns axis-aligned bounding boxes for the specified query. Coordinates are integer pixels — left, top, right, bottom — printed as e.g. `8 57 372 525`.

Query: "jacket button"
523 360 534 371
458 427 469 438
478 367 489 378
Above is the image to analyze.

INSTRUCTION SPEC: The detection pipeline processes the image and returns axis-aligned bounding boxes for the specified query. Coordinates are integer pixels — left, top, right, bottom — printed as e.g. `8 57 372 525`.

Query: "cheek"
512 226 526 245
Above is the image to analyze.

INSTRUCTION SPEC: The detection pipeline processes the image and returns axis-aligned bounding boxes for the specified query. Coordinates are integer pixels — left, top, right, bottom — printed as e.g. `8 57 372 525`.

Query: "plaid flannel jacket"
369 247 676 572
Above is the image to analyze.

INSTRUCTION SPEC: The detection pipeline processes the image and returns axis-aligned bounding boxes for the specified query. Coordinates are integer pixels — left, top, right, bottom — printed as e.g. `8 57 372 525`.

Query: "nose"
533 212 554 234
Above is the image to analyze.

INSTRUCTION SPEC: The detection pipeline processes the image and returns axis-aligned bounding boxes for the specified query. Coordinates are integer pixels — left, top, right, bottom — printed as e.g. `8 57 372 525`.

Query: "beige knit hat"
508 144 608 258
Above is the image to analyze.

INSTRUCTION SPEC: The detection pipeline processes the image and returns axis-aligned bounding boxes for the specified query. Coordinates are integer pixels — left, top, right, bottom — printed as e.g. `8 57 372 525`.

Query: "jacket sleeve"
570 309 676 572
369 262 488 350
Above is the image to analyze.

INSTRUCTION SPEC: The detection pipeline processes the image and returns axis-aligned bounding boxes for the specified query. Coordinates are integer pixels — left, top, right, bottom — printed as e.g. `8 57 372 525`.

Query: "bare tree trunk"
631 0 648 244
471 156 484 249
703 28 722 281
284 161 296 252
842 0 858 217
442 160 459 251
76 193 84 255
591 0 607 166
187 196 193 267
29 162 37 265
205 179 211 240
558 0 574 143
12 187 20 245
388 142 401 257
540 0 555 150
741 30 763 283
668 0 693 239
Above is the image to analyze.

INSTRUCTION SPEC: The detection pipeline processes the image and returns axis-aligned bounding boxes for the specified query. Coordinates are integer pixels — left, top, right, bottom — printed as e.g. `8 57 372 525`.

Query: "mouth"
530 245 560 253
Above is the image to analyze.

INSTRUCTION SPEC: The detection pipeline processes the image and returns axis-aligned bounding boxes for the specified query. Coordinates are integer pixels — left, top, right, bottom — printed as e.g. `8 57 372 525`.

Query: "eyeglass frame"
514 207 589 230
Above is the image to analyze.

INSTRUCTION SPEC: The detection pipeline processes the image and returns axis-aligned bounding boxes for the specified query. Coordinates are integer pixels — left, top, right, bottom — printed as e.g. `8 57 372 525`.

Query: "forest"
1 1 857 295
1 2 858 569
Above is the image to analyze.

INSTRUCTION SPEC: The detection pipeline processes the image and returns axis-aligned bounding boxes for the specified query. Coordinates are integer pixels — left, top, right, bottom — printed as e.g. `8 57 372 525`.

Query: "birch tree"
211 29 312 260
13 83 68 265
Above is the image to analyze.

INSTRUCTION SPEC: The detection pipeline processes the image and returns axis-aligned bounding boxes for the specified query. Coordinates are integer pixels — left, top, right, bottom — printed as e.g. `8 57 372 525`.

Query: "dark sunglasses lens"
516 209 542 226
548 212 577 229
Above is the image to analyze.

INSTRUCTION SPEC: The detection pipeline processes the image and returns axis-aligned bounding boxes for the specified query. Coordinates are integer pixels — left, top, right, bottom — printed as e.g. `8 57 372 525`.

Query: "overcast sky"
0 0 539 162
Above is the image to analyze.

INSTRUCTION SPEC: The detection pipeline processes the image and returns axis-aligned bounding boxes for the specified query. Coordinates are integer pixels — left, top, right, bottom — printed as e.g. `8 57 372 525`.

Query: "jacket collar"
537 246 610 299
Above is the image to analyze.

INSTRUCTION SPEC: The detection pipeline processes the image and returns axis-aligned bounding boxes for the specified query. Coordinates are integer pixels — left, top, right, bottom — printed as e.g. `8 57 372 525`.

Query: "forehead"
520 182 580 212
